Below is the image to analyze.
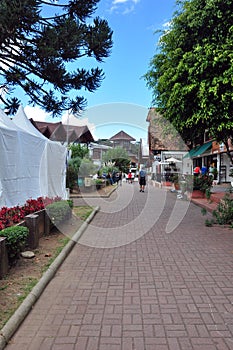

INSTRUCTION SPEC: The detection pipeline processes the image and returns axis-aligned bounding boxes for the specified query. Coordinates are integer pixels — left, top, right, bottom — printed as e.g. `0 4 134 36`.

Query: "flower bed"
0 196 61 231
0 197 72 278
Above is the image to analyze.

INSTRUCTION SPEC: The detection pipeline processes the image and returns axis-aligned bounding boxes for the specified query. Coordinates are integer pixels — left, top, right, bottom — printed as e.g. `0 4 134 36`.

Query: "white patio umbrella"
165 157 182 163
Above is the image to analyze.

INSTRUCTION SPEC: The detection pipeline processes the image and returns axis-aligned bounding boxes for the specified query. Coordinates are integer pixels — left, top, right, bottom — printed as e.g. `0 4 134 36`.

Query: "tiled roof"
30 120 94 143
109 130 136 141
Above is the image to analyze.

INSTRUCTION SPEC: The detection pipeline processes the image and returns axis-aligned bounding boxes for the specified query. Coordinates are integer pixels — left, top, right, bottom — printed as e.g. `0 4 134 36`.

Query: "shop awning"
183 147 198 159
183 141 212 158
193 141 212 157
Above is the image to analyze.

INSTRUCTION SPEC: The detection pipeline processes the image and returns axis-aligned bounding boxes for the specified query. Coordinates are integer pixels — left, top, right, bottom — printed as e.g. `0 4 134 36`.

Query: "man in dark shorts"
139 168 146 192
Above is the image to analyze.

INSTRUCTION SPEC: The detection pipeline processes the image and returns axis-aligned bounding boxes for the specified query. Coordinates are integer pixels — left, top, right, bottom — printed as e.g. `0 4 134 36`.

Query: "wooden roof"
65 125 94 143
30 120 94 143
109 130 136 142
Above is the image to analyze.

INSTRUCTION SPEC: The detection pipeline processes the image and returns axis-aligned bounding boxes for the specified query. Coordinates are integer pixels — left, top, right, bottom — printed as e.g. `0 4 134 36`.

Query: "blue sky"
82 0 177 108
25 0 178 141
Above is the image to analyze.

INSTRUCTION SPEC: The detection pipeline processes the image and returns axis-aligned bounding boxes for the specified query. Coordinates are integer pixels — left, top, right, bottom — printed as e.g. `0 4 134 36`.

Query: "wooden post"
25 214 39 249
0 237 9 279
44 210 53 235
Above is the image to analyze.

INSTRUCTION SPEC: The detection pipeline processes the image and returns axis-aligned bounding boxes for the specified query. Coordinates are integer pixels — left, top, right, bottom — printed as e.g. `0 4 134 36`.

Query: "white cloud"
24 105 50 121
62 112 94 128
62 112 97 140
113 0 128 3
110 0 140 14
122 5 134 14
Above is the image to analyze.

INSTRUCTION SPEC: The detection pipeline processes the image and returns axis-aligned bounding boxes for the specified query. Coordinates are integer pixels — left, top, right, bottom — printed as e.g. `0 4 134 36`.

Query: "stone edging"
70 184 118 198
0 206 100 350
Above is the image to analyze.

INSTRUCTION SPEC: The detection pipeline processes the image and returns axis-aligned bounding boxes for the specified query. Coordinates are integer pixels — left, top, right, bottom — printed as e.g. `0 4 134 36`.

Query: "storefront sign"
212 140 233 154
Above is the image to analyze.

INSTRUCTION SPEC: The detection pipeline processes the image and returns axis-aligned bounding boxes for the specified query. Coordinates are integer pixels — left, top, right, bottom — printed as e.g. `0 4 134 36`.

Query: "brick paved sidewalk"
5 183 233 350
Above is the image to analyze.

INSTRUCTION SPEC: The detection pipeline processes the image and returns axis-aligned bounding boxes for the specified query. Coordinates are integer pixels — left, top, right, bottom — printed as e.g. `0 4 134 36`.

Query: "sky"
24 0 178 141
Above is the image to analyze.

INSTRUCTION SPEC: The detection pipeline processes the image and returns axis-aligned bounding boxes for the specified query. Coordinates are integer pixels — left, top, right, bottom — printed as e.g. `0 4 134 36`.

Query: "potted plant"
183 174 213 198
171 173 180 190
95 178 104 190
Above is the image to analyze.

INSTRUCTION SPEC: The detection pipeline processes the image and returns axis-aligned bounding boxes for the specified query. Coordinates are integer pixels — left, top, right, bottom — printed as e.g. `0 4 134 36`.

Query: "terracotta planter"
163 181 172 186
190 190 205 198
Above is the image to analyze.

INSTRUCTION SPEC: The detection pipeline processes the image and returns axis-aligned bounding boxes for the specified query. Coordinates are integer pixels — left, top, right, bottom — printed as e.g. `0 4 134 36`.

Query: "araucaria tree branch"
0 0 113 116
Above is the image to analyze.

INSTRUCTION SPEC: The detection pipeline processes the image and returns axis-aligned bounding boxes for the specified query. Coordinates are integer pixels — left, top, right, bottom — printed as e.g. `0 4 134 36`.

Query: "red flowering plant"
0 207 11 229
0 196 61 231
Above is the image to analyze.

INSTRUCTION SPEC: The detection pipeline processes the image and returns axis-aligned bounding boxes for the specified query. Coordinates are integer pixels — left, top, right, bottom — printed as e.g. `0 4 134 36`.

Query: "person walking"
139 167 146 192
193 165 201 176
118 171 122 186
201 164 207 175
127 171 133 184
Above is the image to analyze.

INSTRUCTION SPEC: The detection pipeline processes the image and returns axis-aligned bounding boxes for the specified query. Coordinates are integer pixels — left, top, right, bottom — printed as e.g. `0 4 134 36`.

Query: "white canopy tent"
165 157 182 163
0 106 67 208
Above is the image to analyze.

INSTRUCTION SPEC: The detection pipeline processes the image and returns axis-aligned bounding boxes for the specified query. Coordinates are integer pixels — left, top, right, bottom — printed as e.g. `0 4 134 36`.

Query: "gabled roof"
49 123 67 142
109 130 136 141
67 129 79 143
30 120 94 143
65 125 94 143
30 120 62 139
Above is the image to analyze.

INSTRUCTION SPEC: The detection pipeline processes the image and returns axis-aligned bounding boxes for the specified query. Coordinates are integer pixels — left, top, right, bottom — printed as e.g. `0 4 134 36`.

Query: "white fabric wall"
0 106 67 208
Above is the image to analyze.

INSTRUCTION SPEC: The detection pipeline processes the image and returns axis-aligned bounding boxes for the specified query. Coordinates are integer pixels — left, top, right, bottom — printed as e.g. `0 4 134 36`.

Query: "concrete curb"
70 184 118 199
0 206 100 350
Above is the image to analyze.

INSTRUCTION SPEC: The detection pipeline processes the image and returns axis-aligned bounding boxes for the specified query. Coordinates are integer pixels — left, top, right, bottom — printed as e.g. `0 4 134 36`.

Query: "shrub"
193 175 213 193
212 193 233 226
201 208 207 216
95 178 105 189
0 226 29 264
95 179 104 185
78 158 98 177
66 165 78 191
46 200 71 226
67 199 74 209
205 219 214 227
183 174 213 193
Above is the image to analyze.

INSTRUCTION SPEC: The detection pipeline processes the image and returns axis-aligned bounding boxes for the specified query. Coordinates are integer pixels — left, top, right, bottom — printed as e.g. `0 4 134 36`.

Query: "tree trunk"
224 140 233 166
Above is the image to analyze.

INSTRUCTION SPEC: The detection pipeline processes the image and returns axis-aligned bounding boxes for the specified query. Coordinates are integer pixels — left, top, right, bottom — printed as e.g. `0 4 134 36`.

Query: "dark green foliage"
46 200 71 226
201 207 207 216
0 226 29 264
212 194 233 226
78 158 98 177
193 175 213 193
205 219 214 227
144 0 233 152
0 0 113 116
205 188 211 200
69 144 89 159
183 174 213 193
66 155 97 190
102 147 130 172
113 157 131 173
66 165 78 191
67 199 74 209
68 157 82 170
95 178 105 189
